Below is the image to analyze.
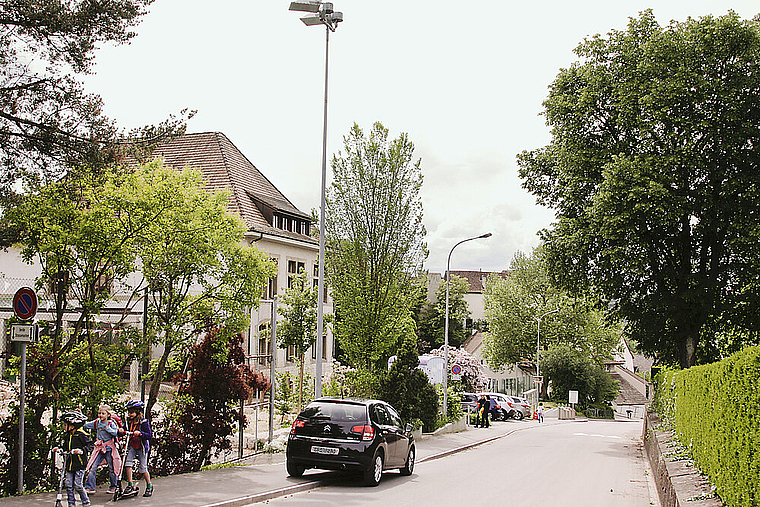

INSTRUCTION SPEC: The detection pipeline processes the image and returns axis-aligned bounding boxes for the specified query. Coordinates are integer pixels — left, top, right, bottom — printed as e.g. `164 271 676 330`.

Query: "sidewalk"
0 418 559 507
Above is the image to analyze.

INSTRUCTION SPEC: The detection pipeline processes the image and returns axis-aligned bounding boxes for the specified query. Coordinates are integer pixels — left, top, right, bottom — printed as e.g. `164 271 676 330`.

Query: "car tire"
399 446 415 476
514 411 524 421
364 451 384 486
286 459 305 477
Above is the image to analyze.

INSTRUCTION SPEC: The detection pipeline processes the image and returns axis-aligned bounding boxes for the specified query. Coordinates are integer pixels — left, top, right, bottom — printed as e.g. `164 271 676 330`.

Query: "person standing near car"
537 403 545 423
477 395 490 428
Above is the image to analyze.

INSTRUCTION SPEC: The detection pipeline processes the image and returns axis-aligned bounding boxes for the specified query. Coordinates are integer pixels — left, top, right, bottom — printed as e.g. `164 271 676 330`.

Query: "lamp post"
443 233 492 415
289 1 343 399
535 308 559 398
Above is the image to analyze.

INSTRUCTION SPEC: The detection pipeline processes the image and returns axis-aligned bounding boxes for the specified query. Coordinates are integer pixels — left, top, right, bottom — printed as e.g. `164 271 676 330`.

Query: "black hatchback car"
286 398 415 486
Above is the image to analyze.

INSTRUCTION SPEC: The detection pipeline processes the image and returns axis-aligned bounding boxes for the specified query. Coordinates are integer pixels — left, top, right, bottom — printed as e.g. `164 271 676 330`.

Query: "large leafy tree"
327 122 427 370
518 11 760 368
483 248 620 373
278 269 317 410
541 344 619 407
133 161 275 416
0 0 189 242
416 274 470 351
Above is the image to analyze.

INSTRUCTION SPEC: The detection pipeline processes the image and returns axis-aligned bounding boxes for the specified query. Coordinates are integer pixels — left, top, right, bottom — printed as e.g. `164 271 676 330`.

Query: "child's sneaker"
107 487 117 494
123 484 135 495
143 484 154 497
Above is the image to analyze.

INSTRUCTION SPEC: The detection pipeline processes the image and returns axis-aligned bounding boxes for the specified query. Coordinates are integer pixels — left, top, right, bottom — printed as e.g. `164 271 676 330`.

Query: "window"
287 260 305 288
311 335 328 360
287 344 296 362
258 323 271 367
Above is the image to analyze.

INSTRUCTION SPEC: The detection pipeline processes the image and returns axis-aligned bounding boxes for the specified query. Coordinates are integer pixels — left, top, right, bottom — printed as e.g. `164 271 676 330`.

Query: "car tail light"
351 425 375 441
290 419 305 436
507 402 514 408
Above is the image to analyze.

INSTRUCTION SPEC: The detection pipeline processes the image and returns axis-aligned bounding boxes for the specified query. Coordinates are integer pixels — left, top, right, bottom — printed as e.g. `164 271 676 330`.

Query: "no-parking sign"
451 364 462 380
13 287 37 320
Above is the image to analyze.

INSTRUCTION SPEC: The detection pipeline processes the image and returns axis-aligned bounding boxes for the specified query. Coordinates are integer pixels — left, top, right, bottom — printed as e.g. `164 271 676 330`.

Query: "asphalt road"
263 419 658 506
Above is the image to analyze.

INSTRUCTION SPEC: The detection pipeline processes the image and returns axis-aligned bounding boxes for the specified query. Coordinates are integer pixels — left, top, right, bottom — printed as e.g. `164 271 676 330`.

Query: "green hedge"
654 346 760 507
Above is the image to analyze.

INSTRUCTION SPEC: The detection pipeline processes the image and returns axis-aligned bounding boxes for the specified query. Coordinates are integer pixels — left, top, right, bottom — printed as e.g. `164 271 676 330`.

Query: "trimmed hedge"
654 346 760 507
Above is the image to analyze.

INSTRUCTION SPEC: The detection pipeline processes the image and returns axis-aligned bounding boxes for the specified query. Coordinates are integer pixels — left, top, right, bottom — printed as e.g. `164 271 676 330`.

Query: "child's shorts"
124 446 149 474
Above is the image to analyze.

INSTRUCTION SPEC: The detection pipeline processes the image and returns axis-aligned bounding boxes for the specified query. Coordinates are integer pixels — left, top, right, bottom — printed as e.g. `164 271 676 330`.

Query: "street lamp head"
479 233 492 239
289 1 321 13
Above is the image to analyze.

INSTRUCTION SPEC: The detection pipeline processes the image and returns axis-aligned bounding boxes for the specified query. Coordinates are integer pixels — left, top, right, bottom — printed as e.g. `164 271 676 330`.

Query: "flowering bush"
430 345 488 391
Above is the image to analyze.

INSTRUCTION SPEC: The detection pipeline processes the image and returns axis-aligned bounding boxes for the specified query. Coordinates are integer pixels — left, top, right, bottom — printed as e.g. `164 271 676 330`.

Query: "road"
264 419 658 506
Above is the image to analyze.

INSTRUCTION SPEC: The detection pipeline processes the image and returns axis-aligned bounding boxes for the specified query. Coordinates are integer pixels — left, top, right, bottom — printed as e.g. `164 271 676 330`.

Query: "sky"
82 0 759 274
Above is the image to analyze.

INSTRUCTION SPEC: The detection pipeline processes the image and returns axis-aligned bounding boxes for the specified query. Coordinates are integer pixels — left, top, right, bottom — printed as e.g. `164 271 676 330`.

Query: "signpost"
533 375 543 385
451 364 462 381
12 287 38 494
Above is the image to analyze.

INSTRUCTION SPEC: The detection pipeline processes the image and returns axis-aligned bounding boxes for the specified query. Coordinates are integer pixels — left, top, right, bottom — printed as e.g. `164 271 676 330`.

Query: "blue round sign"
13 287 38 320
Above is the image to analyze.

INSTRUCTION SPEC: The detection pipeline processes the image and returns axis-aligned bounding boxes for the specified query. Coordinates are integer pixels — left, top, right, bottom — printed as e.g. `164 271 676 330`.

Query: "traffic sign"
533 375 544 384
11 324 37 343
451 364 462 380
12 287 37 320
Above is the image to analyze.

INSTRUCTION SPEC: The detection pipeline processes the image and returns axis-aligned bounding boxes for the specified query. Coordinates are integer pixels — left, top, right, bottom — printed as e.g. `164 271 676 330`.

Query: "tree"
417 274 470 351
541 344 619 407
379 335 439 432
150 327 270 474
327 122 427 370
517 11 760 368
483 248 620 372
278 269 317 411
0 0 189 197
430 345 488 392
133 161 275 416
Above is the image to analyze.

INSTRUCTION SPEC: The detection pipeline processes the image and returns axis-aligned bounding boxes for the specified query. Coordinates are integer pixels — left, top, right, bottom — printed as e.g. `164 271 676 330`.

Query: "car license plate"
311 445 339 455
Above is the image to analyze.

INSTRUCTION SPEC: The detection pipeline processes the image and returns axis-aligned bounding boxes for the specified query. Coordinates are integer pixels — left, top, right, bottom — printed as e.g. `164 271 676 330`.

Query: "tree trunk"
147 341 173 417
678 333 698 369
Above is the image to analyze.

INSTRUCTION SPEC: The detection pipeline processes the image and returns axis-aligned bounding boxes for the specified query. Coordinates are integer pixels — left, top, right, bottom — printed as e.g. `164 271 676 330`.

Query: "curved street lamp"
443 232 491 415
289 1 343 398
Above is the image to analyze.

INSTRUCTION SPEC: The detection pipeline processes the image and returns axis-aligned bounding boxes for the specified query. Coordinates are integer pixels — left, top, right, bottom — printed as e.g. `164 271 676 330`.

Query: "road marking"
574 432 622 439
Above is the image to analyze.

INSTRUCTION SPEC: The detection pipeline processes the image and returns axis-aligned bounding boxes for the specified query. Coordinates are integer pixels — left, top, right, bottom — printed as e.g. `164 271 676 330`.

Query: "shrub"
654 346 760 506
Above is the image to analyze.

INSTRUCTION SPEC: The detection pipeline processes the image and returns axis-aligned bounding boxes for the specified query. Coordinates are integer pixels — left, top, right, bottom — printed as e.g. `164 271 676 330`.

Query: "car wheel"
515 411 524 420
399 446 415 476
286 459 305 477
364 451 384 486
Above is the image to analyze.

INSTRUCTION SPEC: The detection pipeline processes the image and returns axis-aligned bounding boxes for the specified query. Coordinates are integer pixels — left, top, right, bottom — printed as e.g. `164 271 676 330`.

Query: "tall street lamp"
443 232 492 415
289 1 343 399
535 308 560 397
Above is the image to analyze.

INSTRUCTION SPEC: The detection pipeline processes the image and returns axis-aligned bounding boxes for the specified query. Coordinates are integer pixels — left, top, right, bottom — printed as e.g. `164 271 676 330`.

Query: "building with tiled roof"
151 132 333 379
427 269 509 320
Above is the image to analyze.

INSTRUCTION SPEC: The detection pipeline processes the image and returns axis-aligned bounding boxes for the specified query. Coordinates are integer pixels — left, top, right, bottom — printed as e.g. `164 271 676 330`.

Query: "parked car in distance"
286 398 416 486
479 392 511 421
505 396 532 420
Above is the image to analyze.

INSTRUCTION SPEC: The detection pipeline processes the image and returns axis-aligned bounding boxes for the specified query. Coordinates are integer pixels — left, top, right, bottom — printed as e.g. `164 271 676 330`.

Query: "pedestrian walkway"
0 418 574 507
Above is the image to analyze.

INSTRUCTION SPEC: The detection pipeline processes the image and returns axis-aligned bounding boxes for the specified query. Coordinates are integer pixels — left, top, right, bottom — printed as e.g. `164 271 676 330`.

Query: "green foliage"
278 269 318 409
518 11 760 368
654 347 760 506
0 0 189 242
542 344 619 406
323 363 380 400
483 247 621 369
327 122 427 370
275 371 314 420
378 335 439 432
416 275 470 351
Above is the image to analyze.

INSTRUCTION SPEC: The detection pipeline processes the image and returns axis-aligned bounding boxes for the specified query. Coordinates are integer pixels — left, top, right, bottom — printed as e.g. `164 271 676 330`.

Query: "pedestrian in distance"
84 404 121 494
52 410 94 507
538 402 544 423
120 400 154 498
477 394 490 428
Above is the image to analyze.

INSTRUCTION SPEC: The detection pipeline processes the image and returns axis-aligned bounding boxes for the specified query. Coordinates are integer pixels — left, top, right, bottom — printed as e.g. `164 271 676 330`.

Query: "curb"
200 480 323 507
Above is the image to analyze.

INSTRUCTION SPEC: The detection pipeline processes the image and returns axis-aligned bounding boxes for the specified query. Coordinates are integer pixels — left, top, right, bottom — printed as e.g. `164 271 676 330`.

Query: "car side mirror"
405 423 413 433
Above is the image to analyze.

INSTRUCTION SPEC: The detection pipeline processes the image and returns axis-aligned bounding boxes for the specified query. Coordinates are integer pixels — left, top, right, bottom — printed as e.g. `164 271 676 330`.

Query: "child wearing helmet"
121 400 154 497
53 410 94 507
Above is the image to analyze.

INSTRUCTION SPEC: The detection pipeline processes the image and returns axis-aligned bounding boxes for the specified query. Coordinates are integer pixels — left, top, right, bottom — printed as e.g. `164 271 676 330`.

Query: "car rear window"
300 401 367 423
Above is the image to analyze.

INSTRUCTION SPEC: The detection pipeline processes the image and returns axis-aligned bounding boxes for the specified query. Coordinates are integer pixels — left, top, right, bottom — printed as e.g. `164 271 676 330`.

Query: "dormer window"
273 213 309 236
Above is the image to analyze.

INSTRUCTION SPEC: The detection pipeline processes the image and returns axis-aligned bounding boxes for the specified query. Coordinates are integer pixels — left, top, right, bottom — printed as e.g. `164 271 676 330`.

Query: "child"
121 400 154 497
84 404 121 494
53 410 94 507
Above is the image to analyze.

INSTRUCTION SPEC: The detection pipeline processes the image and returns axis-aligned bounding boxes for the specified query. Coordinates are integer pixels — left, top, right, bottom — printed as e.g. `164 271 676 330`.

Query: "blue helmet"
126 400 144 412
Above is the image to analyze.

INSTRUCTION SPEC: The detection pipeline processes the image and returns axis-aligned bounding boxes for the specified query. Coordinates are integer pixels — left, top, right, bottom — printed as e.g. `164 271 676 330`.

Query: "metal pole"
268 298 277 444
442 233 491 416
141 289 148 403
17 342 26 494
238 397 244 459
314 23 330 400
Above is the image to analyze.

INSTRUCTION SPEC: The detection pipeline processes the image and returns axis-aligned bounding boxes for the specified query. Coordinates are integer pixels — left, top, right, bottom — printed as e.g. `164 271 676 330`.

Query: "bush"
654 346 760 507
378 335 438 432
